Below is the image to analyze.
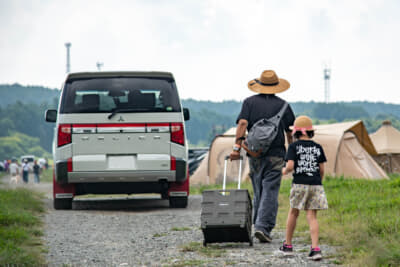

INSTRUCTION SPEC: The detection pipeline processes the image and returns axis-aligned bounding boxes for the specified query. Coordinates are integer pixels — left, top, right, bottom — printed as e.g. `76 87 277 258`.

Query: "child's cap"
290 115 314 135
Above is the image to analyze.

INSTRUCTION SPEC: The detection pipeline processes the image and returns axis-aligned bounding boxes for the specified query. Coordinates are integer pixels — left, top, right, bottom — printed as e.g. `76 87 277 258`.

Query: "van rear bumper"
56 158 187 183
68 171 176 183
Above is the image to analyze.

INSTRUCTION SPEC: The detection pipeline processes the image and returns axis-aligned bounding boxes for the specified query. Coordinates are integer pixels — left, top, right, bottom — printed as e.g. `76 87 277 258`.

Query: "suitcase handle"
223 155 243 191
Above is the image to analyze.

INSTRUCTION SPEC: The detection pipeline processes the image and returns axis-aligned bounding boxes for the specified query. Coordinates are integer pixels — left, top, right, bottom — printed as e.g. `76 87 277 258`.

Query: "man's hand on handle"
229 150 241 161
230 119 248 161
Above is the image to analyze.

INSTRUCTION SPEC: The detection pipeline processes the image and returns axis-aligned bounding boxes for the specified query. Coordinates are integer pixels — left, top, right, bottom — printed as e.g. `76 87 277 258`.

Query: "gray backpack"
246 102 288 155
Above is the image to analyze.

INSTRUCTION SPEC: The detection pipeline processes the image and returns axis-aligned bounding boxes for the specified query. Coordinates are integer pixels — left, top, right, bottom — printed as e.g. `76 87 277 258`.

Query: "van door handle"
154 136 161 140
98 136 105 140
139 136 146 140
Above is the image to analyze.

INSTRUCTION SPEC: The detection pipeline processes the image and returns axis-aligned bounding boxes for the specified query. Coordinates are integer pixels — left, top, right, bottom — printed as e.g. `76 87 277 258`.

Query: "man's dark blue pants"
249 156 285 235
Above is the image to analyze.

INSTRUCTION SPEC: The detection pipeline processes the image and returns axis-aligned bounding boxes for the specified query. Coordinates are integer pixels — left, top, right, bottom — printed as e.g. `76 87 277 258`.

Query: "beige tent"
190 120 388 184
370 121 400 173
312 121 387 179
190 128 250 185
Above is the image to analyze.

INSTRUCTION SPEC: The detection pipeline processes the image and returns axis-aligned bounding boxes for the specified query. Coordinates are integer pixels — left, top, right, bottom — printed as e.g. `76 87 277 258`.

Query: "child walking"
281 115 328 261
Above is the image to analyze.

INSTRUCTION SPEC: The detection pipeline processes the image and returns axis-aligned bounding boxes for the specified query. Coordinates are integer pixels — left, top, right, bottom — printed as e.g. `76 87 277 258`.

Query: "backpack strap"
270 101 288 121
277 101 288 119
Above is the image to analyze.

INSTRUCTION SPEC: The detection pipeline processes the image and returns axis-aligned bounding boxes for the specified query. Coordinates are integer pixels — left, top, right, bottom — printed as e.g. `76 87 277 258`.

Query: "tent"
190 120 388 184
312 121 387 179
370 121 400 173
190 128 250 185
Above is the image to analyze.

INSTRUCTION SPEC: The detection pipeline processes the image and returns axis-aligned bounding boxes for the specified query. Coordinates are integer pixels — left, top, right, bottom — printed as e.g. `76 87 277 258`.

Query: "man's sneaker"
308 247 322 261
254 230 272 243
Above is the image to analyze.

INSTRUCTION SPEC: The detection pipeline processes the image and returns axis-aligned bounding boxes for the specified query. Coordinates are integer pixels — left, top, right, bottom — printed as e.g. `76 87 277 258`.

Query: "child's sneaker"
279 241 294 256
308 247 322 261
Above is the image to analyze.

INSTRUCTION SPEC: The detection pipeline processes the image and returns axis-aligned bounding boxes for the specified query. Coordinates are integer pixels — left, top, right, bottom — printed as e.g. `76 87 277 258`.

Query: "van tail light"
58 124 72 147
171 123 184 146
170 156 176 171
67 158 73 172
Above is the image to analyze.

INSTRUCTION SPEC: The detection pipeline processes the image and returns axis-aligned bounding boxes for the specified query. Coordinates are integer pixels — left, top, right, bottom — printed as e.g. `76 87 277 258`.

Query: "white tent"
370 120 400 173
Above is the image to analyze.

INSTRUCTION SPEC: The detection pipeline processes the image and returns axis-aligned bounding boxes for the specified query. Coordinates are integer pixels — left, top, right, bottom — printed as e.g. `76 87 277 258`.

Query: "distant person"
22 159 30 183
4 159 9 172
9 159 20 183
281 116 328 261
38 158 46 169
33 160 40 183
44 158 49 170
230 70 295 243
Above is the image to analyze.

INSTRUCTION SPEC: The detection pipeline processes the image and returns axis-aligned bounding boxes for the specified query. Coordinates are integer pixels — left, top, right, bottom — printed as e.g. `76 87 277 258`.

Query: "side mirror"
45 109 57 122
183 108 190 121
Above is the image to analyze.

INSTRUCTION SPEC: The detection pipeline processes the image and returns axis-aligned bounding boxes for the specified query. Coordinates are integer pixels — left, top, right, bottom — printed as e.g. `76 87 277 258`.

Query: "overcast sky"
1 0 399 103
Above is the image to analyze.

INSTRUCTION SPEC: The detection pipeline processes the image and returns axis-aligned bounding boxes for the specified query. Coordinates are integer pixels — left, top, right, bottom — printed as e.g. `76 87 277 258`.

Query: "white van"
20 155 35 169
45 72 190 209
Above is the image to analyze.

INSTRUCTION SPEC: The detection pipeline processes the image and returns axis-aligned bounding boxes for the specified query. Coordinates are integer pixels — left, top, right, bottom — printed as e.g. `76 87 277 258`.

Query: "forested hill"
0 84 59 107
1 84 400 159
183 99 400 121
181 100 400 146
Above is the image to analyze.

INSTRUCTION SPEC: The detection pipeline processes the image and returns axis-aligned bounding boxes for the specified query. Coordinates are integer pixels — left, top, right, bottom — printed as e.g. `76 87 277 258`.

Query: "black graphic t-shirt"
286 140 327 185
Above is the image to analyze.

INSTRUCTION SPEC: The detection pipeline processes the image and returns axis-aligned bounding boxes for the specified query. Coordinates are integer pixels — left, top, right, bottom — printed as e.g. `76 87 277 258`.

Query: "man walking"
230 70 295 242
22 159 30 184
33 160 41 183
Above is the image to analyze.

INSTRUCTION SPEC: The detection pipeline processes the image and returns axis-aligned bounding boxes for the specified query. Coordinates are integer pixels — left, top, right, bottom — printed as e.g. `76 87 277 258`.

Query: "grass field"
191 174 400 266
1 170 399 266
40 167 53 183
0 187 46 266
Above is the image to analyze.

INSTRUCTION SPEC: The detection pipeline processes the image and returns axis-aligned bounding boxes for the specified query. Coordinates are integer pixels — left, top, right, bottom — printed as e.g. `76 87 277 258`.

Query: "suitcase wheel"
249 237 253 246
203 240 207 247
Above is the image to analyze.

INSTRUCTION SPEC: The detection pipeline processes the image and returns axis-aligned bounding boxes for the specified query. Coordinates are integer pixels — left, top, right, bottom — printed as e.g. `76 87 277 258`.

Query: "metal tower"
65 42 71 73
96 62 104 71
324 66 331 103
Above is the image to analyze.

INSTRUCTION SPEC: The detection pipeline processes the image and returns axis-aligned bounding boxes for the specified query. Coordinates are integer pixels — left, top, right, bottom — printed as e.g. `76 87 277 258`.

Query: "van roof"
66 71 174 81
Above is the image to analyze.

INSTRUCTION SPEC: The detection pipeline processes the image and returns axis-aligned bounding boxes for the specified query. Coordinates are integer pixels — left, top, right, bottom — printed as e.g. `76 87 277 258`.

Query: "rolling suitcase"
201 155 253 246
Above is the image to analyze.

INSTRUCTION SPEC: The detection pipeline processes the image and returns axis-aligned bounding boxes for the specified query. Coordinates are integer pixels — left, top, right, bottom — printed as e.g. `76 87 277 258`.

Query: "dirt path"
1 174 337 266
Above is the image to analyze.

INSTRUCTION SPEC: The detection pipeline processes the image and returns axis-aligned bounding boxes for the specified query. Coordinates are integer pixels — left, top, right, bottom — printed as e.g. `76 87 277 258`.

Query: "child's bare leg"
285 208 299 245
306 210 319 248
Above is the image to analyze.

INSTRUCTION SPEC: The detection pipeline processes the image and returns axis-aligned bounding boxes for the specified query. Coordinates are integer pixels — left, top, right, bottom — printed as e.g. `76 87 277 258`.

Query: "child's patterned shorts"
289 184 328 210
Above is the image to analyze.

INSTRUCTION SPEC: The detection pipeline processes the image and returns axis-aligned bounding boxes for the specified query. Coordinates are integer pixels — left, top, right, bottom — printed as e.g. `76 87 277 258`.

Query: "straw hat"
248 70 290 94
290 115 314 134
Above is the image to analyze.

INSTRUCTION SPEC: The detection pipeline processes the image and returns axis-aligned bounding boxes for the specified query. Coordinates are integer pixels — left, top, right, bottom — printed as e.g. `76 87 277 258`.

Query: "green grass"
180 241 226 258
171 227 191 231
153 232 168 238
189 180 254 195
277 175 400 266
0 187 46 266
40 167 53 183
191 174 400 266
0 171 6 183
164 258 210 267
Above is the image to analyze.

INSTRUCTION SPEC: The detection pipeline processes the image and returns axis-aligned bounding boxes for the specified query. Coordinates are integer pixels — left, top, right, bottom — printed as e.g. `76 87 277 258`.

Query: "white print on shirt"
295 145 321 176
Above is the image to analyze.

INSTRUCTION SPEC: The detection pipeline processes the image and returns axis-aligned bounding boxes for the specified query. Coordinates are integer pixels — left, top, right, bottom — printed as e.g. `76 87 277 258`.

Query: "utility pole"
323 66 331 103
96 62 104 71
65 42 71 73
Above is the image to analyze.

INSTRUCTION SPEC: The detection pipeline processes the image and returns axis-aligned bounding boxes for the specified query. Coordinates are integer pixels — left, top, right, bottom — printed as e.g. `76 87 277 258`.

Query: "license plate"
108 156 136 170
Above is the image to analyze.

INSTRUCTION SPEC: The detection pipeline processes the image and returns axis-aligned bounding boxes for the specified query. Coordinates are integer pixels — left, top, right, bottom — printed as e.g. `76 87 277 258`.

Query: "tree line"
1 84 400 160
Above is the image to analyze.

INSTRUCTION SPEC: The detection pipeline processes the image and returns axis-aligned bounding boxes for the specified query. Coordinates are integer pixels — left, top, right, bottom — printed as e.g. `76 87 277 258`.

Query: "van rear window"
60 77 181 113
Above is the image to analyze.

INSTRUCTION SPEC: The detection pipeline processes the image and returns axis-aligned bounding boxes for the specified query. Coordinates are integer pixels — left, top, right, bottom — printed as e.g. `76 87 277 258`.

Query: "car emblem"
118 116 124 122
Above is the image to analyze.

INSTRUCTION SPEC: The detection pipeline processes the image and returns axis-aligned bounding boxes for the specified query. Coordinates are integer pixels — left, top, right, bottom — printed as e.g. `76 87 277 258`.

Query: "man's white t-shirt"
9 163 19 175
22 163 30 172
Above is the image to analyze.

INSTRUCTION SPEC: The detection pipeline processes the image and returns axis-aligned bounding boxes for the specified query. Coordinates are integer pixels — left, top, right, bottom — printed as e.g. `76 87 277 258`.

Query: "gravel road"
2 174 338 266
